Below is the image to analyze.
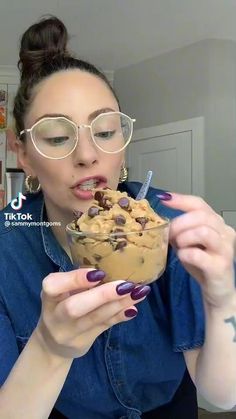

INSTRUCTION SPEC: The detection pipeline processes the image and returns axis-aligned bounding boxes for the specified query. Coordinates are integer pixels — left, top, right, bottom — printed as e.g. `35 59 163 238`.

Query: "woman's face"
19 70 124 219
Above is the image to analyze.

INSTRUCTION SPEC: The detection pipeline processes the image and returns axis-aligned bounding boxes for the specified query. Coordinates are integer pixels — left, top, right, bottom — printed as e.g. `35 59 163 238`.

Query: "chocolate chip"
103 200 112 210
83 257 91 265
99 196 112 210
94 191 104 201
113 228 126 239
99 197 105 206
93 254 102 261
140 257 145 264
88 206 100 217
118 197 129 210
114 228 124 233
136 217 149 229
114 215 126 225
73 210 83 219
75 224 81 232
115 241 127 251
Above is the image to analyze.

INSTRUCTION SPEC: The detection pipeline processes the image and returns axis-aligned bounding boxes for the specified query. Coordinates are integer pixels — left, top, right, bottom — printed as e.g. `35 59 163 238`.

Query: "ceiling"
1 0 236 71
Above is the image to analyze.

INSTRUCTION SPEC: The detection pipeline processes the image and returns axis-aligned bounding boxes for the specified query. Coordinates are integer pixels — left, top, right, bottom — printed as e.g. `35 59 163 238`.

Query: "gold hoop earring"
119 165 128 183
25 175 41 194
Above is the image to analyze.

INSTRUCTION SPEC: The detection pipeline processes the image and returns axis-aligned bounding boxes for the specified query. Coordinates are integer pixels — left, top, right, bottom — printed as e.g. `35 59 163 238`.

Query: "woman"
0 16 235 419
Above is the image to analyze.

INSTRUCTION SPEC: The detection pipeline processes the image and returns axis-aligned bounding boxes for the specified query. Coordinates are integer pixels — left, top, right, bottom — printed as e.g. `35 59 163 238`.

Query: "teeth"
78 179 98 190
79 184 97 191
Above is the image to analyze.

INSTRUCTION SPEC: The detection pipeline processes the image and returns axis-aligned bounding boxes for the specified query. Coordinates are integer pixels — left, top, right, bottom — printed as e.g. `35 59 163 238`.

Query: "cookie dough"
67 189 169 283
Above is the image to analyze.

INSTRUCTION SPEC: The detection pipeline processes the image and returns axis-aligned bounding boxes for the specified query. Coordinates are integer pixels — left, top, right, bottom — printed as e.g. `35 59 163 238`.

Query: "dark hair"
13 16 119 137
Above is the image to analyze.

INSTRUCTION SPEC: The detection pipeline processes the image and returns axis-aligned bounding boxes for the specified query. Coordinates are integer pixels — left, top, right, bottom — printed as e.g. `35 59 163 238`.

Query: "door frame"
129 117 205 198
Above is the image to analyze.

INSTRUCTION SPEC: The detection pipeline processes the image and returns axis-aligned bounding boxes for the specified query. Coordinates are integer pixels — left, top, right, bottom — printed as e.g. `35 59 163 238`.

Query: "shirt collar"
39 197 73 272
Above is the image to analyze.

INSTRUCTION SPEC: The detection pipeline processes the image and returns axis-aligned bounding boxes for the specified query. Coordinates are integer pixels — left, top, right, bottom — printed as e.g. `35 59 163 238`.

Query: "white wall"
114 39 236 215
114 38 236 413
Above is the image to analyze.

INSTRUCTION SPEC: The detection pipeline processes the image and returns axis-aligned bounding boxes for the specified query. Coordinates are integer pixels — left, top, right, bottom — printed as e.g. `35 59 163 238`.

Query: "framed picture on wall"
0 106 7 129
0 84 7 130
0 131 6 189
0 89 7 105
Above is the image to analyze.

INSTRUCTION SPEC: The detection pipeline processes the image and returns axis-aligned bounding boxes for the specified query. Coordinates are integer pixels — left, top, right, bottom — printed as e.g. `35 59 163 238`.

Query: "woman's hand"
158 192 236 309
36 269 149 359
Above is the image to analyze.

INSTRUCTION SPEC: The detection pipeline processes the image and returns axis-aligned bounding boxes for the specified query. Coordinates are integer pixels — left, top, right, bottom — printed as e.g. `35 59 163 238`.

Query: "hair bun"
18 16 69 80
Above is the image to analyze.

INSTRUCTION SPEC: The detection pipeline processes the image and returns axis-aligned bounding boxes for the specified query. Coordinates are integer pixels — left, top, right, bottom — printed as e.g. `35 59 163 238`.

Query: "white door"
127 117 205 197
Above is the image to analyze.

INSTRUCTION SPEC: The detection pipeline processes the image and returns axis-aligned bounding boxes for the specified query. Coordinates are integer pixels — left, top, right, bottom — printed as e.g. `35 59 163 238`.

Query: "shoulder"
119 181 183 220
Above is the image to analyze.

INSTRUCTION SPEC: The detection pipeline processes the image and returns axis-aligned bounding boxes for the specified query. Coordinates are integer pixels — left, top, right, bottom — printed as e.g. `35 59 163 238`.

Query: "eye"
94 130 116 140
44 136 70 146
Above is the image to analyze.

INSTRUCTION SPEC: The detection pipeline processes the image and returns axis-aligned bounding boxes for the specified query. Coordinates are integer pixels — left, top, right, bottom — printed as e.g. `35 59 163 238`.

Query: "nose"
72 126 98 167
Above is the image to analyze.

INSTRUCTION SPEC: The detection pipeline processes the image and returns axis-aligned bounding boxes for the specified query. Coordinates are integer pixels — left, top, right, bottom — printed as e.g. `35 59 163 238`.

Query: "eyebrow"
34 108 116 124
88 107 116 121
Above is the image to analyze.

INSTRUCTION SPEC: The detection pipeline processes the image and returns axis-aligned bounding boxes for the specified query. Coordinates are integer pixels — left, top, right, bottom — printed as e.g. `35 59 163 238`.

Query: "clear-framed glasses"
19 111 136 159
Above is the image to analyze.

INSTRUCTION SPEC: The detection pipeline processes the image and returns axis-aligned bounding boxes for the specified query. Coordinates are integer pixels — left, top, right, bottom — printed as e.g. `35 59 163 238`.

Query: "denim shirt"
0 182 205 419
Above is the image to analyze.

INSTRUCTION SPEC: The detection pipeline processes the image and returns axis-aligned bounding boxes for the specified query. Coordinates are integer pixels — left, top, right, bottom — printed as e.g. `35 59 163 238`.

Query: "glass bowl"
66 220 169 284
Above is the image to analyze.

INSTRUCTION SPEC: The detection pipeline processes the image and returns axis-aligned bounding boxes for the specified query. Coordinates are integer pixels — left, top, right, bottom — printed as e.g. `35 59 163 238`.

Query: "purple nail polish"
156 192 172 201
86 270 106 282
116 282 136 295
131 285 151 300
124 308 138 318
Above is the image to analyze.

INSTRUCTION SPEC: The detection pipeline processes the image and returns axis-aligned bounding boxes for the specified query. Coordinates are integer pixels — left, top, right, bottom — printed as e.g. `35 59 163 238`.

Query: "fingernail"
124 308 138 318
86 270 106 282
156 192 172 201
116 281 136 295
131 285 151 300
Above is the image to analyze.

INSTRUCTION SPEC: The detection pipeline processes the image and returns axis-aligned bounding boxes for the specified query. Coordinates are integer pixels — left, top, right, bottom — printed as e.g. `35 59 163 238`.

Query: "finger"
50 294 143 344
158 192 214 213
177 247 213 275
65 300 140 341
73 306 138 353
56 282 150 320
173 225 222 254
177 247 234 280
73 296 143 335
86 305 138 334
169 210 224 241
42 268 105 301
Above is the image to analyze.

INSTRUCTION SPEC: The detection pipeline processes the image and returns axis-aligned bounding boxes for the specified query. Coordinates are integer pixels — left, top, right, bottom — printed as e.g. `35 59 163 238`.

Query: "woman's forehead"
35 69 115 100
27 69 118 123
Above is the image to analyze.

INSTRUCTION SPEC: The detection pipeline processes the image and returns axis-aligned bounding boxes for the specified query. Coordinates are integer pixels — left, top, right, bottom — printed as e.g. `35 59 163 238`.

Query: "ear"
6 128 17 152
6 128 23 170
8 130 36 176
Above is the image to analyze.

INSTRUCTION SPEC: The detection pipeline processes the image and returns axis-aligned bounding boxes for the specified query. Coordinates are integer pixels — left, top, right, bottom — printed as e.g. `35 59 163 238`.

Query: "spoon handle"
136 170 153 200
